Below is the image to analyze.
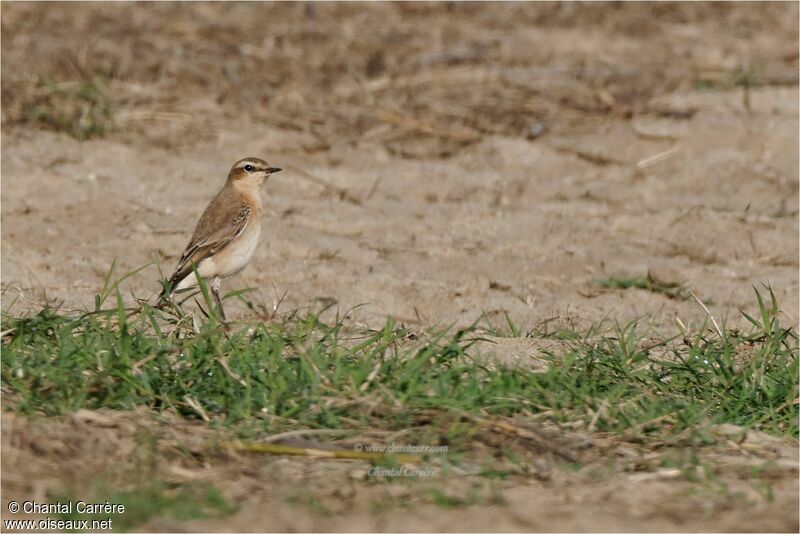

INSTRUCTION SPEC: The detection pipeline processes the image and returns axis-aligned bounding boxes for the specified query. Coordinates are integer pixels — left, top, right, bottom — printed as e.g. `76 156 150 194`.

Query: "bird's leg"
210 277 226 321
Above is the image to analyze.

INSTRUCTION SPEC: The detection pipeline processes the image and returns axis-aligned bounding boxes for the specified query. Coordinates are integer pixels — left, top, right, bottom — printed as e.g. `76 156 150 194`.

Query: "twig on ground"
216 356 247 387
1 328 17 339
636 147 681 169
359 357 384 392
295 340 332 387
132 353 158 373
221 440 421 463
689 291 724 340
183 395 210 422
588 400 610 433
675 316 690 336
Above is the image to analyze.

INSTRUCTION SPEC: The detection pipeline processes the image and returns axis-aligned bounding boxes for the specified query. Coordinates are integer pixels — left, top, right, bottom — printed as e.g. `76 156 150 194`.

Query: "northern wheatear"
159 157 282 319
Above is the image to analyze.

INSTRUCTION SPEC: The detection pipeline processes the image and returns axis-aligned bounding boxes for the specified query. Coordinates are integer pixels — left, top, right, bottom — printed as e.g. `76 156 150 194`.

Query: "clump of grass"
54 481 235 530
593 275 690 300
1 282 797 448
21 75 115 140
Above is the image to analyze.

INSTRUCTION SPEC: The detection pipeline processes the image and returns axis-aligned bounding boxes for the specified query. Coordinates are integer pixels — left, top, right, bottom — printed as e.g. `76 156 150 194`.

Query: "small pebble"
526 121 548 140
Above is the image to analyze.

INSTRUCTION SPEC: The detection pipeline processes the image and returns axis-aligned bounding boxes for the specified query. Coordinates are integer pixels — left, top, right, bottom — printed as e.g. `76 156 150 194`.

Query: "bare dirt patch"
3 410 798 532
2 2 798 531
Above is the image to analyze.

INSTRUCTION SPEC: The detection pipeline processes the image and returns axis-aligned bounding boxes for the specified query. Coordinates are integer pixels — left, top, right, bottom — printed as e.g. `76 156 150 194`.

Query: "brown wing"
165 187 250 292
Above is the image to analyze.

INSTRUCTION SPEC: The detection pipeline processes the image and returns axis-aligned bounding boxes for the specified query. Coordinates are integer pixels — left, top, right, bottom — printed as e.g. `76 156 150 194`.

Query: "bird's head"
228 157 282 186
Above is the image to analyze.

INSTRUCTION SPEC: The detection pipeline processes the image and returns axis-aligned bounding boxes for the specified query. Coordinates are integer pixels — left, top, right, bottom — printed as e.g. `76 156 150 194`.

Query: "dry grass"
3 3 797 151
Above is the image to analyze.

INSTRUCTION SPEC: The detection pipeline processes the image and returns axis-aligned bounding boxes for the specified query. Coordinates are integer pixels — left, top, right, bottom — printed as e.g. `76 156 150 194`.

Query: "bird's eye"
244 164 254 172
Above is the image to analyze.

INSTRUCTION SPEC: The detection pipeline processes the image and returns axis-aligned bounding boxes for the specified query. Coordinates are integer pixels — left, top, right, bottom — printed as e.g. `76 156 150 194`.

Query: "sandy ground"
2 410 798 532
1 2 798 531
3 88 798 333
3 409 798 533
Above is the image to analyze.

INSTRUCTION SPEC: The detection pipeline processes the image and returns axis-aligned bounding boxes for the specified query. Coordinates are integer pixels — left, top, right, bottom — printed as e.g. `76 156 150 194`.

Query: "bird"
159 157 282 320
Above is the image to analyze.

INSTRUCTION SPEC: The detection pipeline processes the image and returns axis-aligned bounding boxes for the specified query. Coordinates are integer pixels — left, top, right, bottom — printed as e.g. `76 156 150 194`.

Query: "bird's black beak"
267 167 282 174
